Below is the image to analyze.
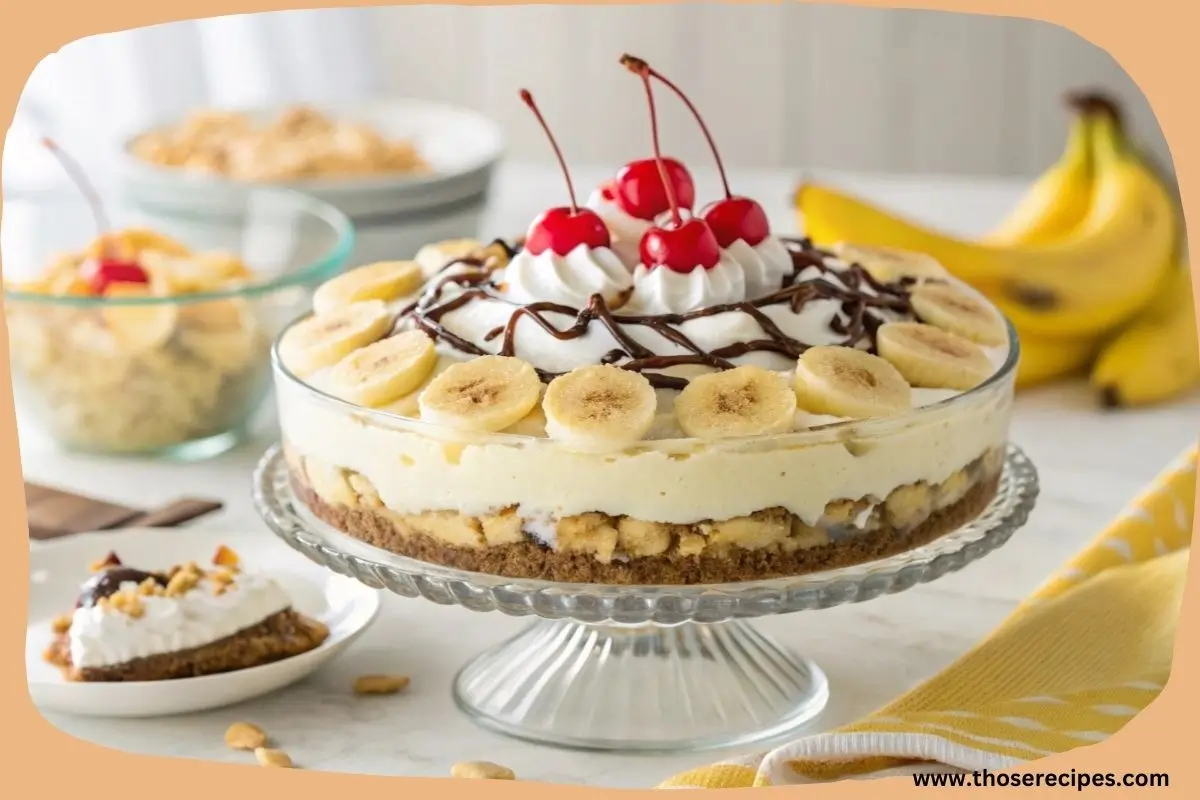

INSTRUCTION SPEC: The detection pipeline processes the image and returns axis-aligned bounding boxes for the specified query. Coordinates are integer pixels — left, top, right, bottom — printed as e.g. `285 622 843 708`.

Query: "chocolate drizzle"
401 237 913 390
75 567 168 608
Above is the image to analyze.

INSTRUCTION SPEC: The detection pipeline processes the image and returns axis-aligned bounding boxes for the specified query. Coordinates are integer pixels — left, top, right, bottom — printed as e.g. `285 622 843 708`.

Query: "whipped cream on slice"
501 243 632 307
585 188 652 268
68 570 292 669
627 252 747 315
723 236 793 298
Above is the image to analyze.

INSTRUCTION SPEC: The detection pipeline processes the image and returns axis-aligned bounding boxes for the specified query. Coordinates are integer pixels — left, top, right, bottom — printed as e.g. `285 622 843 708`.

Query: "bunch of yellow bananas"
794 97 1198 408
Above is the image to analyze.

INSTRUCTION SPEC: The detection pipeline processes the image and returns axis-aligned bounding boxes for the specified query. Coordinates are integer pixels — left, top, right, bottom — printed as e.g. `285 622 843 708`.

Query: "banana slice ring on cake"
876 321 994 391
674 365 797 440
793 345 913 419
312 261 425 315
909 283 1008 347
326 330 438 408
542 364 657 451
418 355 542 433
277 300 394 378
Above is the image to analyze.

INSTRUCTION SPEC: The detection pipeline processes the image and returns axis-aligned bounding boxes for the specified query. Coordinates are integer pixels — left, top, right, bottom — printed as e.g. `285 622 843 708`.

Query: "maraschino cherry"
621 55 771 249
519 89 611 257
628 62 721 273
42 138 149 294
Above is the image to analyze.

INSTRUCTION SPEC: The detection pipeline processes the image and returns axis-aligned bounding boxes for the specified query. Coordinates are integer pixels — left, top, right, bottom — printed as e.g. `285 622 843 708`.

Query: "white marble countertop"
20 163 1200 787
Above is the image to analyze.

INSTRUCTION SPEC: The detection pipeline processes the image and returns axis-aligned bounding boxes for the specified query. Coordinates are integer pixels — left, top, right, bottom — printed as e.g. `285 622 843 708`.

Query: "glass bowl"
268 309 1019 585
2 187 354 458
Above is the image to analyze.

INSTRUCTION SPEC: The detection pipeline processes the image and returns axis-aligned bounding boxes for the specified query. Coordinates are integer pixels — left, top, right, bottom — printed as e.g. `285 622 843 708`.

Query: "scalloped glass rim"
252 442 1039 623
1 187 355 307
270 308 1020 451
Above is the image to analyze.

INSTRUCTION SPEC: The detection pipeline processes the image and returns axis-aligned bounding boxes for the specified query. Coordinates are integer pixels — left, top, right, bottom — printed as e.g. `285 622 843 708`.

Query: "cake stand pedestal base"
254 443 1038 755
453 618 828 752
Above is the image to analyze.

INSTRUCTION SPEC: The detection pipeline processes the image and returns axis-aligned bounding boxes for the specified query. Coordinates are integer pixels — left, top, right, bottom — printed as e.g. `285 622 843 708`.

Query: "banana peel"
1089 265 1200 408
983 108 1094 246
1015 333 1101 390
795 114 1178 340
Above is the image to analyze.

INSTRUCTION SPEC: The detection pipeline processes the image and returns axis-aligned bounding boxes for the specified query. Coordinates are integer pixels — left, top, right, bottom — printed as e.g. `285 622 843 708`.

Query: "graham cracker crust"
47 609 329 682
292 475 1001 585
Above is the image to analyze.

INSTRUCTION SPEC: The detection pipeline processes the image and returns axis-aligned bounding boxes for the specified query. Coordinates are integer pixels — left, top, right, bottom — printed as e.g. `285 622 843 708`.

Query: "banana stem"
1088 113 1127 165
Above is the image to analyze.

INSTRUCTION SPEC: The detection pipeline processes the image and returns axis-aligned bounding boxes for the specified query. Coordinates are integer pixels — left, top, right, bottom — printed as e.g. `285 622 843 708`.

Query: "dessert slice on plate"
44 545 329 682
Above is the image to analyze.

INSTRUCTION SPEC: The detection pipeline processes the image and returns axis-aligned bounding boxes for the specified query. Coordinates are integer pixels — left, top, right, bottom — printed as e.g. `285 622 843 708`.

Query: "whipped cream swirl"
585 188 653 268
501 243 633 307
723 236 793 298
627 252 748 315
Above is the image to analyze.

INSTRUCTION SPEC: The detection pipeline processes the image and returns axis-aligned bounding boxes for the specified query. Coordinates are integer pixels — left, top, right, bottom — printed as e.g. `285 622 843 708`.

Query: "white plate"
27 527 380 718
115 98 504 220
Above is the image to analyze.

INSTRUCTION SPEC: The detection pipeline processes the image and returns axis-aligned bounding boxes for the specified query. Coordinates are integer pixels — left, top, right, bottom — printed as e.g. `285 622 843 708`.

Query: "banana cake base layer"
45 609 329 682
290 468 1002 585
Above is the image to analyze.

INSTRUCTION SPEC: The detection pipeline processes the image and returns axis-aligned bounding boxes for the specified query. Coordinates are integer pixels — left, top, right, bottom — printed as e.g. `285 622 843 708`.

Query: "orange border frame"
1 1 1196 796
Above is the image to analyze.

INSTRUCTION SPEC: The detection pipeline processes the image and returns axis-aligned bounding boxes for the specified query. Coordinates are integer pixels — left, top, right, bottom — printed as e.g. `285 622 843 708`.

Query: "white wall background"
5 4 1172 193
365 4 1169 176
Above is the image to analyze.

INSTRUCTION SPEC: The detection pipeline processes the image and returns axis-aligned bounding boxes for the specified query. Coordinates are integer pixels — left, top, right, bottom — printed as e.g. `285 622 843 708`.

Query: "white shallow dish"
27 526 380 718
115 98 504 221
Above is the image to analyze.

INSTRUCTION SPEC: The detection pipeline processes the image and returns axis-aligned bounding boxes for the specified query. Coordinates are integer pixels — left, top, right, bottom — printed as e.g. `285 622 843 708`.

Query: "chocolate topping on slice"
76 567 169 608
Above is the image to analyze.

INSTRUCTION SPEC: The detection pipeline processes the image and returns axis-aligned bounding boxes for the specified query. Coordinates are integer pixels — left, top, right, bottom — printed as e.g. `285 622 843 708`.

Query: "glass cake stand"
252 444 1038 753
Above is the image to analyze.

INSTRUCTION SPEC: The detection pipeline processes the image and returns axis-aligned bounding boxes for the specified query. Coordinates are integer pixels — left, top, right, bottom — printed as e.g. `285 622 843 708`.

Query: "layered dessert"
272 57 1015 585
44 546 328 682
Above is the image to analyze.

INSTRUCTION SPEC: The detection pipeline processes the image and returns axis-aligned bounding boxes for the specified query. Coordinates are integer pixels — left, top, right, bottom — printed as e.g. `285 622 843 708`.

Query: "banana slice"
793 346 912 419
542 365 657 451
326 330 438 408
831 243 948 284
876 322 994 391
100 283 179 353
909 283 1008 347
277 300 394 377
312 260 424 315
674 365 797 440
418 355 542 432
414 239 481 278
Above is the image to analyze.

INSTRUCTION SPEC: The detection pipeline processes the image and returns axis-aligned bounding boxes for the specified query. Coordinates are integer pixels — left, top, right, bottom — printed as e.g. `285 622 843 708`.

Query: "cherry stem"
41 138 116 259
519 89 581 215
631 64 682 227
623 54 731 200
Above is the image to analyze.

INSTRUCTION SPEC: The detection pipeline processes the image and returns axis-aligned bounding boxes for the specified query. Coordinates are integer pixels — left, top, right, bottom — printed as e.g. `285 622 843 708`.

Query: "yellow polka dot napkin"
659 444 1196 789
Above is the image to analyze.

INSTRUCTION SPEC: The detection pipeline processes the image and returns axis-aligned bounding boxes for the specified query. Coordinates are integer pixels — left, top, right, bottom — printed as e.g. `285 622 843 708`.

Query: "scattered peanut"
224 722 268 751
50 613 73 635
254 747 294 768
353 674 411 696
450 761 516 780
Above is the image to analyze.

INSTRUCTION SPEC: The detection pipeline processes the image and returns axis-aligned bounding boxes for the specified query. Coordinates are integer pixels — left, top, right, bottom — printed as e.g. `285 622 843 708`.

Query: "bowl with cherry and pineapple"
270 55 1015 586
2 141 355 459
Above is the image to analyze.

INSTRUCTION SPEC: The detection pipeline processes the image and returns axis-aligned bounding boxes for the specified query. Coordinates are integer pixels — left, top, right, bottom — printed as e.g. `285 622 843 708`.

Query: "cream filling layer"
68 572 292 669
277 375 1012 527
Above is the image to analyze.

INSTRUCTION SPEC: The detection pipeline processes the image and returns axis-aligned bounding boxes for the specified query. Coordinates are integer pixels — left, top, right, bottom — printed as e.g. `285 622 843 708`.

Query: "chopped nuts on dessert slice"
50 613 73 634
212 544 241 570
254 747 294 768
89 551 122 572
450 761 516 780
225 722 268 751
353 674 411 696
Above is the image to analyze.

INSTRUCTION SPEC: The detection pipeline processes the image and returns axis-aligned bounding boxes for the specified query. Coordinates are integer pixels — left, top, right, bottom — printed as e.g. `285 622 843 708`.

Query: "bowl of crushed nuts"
116 101 503 265
3 141 355 459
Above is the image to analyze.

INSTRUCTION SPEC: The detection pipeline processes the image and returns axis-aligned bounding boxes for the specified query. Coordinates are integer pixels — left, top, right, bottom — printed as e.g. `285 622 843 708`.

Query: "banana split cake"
45 546 329 681
270 57 1015 585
